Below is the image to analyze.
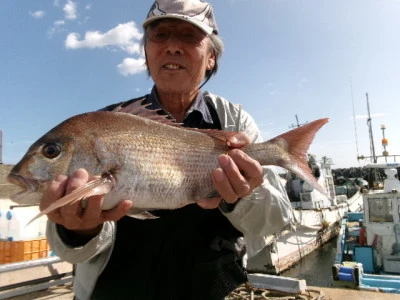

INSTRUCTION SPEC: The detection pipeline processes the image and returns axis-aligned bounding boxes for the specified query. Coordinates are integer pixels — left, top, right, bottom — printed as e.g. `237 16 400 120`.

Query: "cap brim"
143 15 213 35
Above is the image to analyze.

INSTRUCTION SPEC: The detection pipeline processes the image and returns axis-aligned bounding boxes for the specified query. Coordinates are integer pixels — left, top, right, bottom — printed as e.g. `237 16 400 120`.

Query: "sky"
1 0 400 169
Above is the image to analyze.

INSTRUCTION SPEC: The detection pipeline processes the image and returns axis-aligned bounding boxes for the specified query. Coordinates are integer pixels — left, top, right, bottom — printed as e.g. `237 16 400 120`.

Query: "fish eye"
42 143 61 159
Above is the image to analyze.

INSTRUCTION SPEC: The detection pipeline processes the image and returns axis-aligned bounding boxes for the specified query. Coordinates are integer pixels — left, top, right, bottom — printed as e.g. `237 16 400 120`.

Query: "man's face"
145 19 215 95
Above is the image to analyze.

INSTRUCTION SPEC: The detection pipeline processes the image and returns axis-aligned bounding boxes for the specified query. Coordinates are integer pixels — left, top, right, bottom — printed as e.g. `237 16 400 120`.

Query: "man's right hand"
40 168 132 237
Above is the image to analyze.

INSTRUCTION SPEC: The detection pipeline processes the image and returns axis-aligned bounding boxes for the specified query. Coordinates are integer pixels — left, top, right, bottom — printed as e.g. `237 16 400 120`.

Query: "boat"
330 92 400 293
246 153 365 274
246 115 365 274
332 162 400 294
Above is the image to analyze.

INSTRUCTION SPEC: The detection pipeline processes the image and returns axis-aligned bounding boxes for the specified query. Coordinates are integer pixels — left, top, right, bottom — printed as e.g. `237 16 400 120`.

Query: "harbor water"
281 236 337 287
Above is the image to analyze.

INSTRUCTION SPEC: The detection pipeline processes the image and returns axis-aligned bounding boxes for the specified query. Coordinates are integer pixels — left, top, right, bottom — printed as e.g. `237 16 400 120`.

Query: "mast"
366 93 377 163
381 124 388 163
0 130 2 164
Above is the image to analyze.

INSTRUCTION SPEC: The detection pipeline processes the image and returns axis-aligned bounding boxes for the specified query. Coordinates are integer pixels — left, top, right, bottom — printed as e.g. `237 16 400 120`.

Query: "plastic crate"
0 238 50 264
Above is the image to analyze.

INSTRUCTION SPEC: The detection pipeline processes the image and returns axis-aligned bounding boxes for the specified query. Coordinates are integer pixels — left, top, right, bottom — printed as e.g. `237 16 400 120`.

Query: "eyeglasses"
146 28 208 45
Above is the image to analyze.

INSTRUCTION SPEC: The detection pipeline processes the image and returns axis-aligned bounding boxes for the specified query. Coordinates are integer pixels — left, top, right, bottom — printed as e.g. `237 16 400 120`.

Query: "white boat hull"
247 191 363 274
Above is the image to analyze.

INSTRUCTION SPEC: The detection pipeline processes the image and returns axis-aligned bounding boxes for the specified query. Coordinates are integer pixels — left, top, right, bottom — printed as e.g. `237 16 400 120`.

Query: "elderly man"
42 1 291 299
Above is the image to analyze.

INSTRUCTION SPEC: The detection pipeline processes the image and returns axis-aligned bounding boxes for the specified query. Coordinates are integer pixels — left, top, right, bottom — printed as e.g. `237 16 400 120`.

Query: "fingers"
59 169 91 228
213 149 263 204
82 194 103 221
227 132 251 148
213 153 250 202
40 175 68 224
39 168 130 233
102 200 133 221
197 197 222 209
228 149 264 184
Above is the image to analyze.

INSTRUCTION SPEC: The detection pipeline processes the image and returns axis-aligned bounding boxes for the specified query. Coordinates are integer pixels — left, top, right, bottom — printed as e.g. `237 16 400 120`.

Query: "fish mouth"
7 173 40 201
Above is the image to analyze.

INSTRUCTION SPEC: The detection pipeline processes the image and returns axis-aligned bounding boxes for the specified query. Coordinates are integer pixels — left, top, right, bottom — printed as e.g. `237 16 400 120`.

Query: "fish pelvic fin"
25 175 114 227
127 209 159 220
273 118 329 197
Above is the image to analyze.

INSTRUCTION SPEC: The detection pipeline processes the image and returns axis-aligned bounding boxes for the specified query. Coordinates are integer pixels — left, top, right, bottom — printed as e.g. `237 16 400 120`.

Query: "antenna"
289 114 308 129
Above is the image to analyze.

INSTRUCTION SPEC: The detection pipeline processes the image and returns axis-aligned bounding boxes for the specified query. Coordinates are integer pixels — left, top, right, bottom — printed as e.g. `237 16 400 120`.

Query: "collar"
145 86 214 124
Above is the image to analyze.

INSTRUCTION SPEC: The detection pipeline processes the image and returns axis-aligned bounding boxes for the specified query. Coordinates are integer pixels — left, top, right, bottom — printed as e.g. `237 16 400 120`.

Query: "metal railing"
0 257 73 299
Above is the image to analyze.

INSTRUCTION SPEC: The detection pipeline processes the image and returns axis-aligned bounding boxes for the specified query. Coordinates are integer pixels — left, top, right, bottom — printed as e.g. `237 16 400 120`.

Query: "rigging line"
350 77 360 159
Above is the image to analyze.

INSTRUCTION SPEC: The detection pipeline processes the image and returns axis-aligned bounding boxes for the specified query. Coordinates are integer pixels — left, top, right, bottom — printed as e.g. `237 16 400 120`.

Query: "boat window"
313 167 321 179
368 197 393 222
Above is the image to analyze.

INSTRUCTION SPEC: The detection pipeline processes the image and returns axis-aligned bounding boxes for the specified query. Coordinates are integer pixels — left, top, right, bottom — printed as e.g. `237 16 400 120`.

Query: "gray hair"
141 29 224 81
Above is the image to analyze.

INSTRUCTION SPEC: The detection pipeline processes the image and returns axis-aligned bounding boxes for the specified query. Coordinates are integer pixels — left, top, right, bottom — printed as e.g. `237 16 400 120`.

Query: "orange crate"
0 238 50 264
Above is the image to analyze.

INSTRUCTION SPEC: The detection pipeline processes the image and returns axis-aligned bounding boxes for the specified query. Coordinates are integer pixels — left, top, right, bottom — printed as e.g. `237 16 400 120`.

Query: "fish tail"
270 118 329 196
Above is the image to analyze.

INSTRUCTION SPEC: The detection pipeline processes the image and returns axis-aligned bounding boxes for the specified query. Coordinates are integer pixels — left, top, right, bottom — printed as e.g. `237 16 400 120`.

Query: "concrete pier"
5 284 400 300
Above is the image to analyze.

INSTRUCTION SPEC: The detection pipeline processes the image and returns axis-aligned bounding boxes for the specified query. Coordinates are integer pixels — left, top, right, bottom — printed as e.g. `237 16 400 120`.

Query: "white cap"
143 0 219 35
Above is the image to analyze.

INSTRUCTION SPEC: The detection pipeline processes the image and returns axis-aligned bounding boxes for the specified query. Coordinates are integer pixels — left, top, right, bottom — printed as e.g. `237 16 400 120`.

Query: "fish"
7 101 329 224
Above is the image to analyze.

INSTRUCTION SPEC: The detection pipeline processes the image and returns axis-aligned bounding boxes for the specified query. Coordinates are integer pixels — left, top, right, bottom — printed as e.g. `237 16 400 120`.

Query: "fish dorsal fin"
113 100 181 127
114 100 240 146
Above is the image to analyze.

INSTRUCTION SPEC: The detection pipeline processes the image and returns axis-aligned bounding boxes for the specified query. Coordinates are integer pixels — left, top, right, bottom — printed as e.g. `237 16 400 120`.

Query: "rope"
225 284 326 300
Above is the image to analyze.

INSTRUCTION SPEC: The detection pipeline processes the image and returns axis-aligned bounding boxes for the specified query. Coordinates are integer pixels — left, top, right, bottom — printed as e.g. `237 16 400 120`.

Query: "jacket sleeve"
45 220 115 264
208 95 294 258
222 165 293 258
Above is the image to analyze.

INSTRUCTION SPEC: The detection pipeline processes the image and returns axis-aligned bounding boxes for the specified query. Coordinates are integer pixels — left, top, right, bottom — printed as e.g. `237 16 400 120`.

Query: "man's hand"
197 133 264 210
40 168 132 236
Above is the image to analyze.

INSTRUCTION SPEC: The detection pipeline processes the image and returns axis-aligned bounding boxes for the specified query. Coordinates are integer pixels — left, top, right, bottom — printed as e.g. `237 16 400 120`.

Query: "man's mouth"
163 64 183 70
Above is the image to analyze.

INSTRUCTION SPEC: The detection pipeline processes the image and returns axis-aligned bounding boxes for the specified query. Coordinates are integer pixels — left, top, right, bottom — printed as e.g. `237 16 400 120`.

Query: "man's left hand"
197 133 264 210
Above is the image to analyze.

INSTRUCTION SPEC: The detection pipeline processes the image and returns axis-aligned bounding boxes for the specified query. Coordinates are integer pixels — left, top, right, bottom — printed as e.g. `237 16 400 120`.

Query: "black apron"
91 96 247 300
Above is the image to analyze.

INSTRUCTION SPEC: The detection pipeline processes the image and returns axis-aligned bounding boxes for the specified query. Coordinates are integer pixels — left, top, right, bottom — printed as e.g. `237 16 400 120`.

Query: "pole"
0 130 2 164
366 93 377 163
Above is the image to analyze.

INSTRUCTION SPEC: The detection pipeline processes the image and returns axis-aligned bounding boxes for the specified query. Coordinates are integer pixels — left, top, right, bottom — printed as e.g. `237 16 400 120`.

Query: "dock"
1 255 399 299
4 282 400 300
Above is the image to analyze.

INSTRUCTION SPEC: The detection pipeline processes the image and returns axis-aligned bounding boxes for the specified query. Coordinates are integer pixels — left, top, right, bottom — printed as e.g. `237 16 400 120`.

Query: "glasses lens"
147 29 169 43
147 28 206 44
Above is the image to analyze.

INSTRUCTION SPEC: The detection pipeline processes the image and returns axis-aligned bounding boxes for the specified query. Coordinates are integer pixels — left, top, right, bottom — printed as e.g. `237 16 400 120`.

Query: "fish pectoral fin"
25 176 114 227
127 209 158 220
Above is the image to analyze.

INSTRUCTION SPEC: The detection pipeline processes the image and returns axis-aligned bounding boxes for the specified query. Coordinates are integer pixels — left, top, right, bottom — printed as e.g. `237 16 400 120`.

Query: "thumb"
227 132 251 148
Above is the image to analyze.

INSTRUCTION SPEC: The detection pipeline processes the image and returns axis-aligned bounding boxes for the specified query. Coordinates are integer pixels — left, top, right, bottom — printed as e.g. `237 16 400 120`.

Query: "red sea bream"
7 102 329 222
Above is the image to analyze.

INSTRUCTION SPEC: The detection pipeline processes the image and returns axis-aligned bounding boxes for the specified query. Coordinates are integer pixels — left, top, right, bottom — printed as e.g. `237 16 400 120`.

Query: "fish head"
7 114 101 205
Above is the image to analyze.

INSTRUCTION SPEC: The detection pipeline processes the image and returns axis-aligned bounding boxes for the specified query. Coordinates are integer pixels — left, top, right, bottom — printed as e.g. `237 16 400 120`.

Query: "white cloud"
297 78 309 87
30 11 45 19
48 20 66 37
65 22 143 55
54 20 66 26
64 0 78 20
117 58 146 76
355 113 386 120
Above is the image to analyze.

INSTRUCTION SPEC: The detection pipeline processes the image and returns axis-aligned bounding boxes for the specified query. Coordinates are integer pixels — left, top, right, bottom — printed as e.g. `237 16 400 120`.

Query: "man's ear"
207 55 215 70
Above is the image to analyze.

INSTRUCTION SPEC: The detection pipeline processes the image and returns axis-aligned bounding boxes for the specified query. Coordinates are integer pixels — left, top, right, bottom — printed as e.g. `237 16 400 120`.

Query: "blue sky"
1 0 400 169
